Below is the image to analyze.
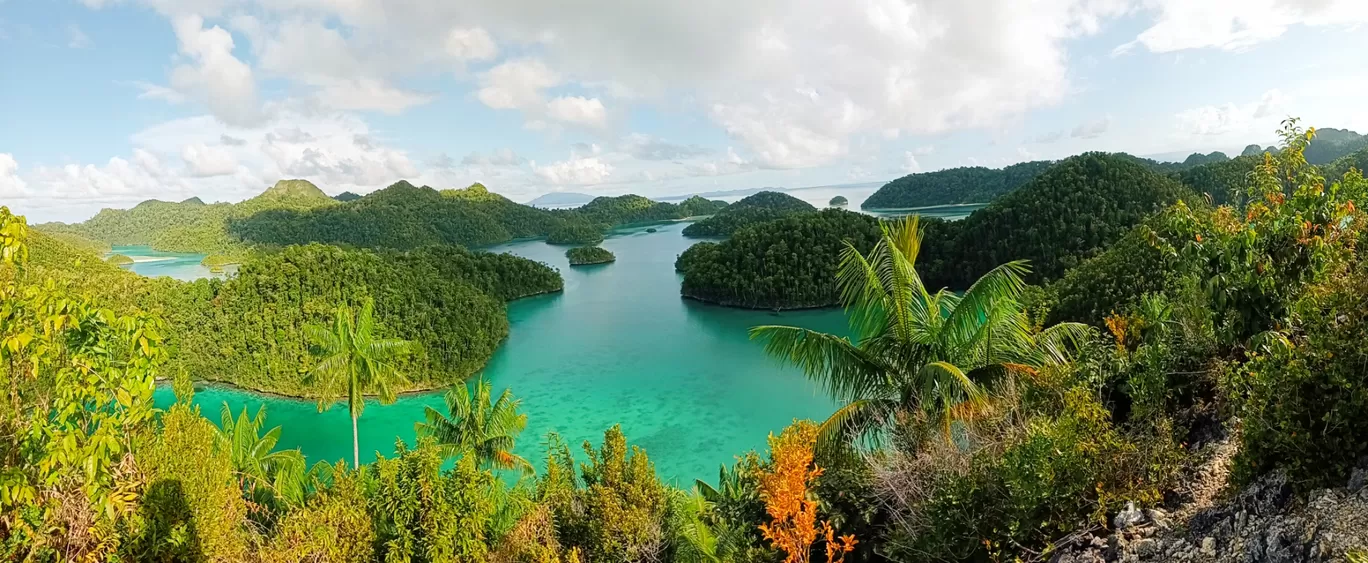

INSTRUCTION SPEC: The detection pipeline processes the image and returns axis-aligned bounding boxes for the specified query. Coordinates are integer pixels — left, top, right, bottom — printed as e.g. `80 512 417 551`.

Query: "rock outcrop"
1052 471 1368 563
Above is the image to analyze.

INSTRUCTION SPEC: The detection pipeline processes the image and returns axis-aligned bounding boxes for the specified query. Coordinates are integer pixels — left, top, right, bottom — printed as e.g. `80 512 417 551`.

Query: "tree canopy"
682 191 817 237
861 160 1053 209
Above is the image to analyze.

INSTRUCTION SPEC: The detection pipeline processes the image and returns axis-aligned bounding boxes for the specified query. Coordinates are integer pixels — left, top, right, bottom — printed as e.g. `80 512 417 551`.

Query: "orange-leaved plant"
757 420 857 563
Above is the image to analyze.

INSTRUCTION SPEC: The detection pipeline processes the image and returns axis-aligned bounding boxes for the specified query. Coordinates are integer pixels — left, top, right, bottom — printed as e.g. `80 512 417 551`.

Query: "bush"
126 404 252 562
1226 267 1368 489
367 438 498 562
539 426 670 562
264 464 375 562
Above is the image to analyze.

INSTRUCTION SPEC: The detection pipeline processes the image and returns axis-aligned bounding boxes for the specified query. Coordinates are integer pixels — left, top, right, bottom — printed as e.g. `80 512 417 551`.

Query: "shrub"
263 464 375 563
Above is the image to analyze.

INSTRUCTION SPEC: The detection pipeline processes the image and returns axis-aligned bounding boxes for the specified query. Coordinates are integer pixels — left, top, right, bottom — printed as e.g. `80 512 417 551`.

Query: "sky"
2 0 1368 222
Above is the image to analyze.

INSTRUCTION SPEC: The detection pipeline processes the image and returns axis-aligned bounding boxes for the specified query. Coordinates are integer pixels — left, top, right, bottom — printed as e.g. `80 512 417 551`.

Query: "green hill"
677 209 883 309
37 179 336 257
862 160 1053 209
682 191 816 237
917 152 1197 289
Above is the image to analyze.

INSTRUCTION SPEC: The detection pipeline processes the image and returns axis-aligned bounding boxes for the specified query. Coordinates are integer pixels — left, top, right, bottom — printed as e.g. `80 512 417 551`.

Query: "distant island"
829 195 848 207
106 253 133 266
567 246 616 266
526 191 596 207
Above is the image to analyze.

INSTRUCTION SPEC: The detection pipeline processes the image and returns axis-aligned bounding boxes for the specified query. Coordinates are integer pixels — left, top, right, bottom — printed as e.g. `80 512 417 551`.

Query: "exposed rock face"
1051 471 1368 563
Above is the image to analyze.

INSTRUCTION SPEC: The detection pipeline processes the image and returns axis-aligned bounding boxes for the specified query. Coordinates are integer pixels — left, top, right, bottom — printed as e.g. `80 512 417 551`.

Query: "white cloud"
181 143 238 177
546 96 607 128
619 134 713 161
314 78 436 114
902 151 922 174
477 58 560 110
445 27 498 62
461 148 526 167
1120 0 1368 53
0 154 29 197
1072 115 1111 139
533 157 613 185
67 24 91 48
1176 89 1285 137
165 15 262 126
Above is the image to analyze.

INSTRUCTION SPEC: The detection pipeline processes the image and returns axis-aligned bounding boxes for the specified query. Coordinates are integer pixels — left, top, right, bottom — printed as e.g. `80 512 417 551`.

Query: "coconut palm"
751 216 1090 445
415 379 532 473
305 298 413 468
215 403 330 507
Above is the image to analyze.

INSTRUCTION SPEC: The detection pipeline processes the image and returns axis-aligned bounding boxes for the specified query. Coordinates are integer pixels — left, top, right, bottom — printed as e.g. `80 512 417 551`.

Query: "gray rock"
1132 538 1160 558
1115 501 1146 530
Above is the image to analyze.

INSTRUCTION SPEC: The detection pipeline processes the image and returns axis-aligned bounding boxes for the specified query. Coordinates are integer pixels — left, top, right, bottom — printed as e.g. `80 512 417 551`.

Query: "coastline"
679 293 840 313
155 286 563 402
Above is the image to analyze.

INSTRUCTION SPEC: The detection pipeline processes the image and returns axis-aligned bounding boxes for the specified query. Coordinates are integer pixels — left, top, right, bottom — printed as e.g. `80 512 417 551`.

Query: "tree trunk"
352 413 360 469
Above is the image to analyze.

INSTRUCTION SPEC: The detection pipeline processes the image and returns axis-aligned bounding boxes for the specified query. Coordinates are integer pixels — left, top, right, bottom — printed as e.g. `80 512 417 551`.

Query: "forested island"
861 160 1053 209
681 191 816 237
566 245 616 265
8 120 1368 562
828 195 847 207
106 253 133 265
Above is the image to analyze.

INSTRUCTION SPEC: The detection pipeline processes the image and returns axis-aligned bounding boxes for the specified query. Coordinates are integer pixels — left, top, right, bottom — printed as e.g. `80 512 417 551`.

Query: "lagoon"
110 245 235 281
152 223 844 483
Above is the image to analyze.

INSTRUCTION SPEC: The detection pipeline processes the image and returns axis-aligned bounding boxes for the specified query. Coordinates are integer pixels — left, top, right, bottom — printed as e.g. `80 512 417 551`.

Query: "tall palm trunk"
351 413 359 468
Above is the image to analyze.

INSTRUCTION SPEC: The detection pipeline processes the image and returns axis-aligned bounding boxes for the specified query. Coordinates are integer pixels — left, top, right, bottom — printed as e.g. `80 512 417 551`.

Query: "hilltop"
682 191 816 237
862 160 1053 209
35 179 336 257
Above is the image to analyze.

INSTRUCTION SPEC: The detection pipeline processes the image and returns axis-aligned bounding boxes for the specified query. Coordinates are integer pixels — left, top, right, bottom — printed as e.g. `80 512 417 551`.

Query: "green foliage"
558 194 727 227
1322 147 1368 181
677 209 883 309
334 191 363 202
107 253 135 265
1172 154 1260 204
1045 222 1182 325
0 211 172 560
200 253 236 268
547 222 606 245
367 438 499 562
918 152 1197 289
902 385 1177 562
306 298 414 469
160 243 559 398
829 196 848 207
39 179 336 256
862 160 1052 209
213 403 330 513
751 217 1092 445
1226 265 1368 489
232 181 539 249
682 191 816 237
540 426 671 562
127 404 252 562
416 379 532 472
1301 127 1368 164
566 245 615 265
263 465 375 563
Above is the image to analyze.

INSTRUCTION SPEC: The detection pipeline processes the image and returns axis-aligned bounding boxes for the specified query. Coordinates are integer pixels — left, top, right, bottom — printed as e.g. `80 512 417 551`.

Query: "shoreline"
679 293 840 313
155 287 564 403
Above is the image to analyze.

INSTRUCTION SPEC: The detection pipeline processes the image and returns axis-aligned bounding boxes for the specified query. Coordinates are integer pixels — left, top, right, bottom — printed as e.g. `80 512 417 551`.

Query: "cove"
153 223 844 484
109 245 235 281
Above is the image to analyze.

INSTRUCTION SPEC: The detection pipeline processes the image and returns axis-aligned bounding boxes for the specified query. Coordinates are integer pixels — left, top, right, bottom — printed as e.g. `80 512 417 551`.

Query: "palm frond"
750 325 891 402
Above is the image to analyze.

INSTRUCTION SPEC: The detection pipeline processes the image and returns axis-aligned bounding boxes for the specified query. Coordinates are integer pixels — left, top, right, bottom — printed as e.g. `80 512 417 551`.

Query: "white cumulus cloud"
533 157 613 185
181 143 239 177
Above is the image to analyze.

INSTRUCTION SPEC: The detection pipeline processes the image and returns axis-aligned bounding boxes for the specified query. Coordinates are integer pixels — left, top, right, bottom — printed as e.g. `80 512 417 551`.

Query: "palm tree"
306 298 413 468
415 379 532 473
751 216 1090 445
215 403 330 507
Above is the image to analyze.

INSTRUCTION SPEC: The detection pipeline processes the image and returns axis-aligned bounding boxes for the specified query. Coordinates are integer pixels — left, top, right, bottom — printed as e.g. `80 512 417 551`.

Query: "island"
200 253 239 273
106 253 134 266
829 195 848 207
546 222 606 245
566 245 616 266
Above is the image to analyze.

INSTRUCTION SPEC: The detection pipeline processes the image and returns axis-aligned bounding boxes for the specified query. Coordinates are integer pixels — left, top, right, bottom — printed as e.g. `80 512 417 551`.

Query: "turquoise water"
152 223 843 484
864 202 988 220
109 245 234 281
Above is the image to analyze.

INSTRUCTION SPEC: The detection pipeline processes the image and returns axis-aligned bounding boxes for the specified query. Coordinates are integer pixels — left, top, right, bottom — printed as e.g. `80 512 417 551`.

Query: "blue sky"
2 0 1368 222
